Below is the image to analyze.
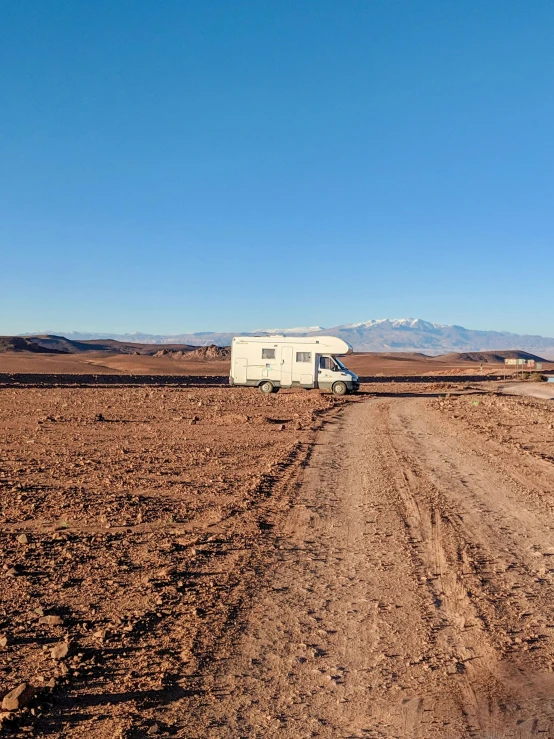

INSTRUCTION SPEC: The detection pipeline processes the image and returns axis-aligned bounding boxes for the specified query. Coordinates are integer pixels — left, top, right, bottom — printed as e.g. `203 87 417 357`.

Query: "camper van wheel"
259 381 275 394
332 381 347 396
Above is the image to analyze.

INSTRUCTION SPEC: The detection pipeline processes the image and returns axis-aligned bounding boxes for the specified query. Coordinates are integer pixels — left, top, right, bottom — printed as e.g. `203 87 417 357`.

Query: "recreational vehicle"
229 335 359 395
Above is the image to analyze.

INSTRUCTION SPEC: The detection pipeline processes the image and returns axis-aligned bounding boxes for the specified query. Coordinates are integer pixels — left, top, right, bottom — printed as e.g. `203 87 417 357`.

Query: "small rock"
146 724 160 735
51 642 70 660
39 615 63 627
0 634 9 648
2 683 34 712
93 629 108 641
158 566 177 579
16 534 29 545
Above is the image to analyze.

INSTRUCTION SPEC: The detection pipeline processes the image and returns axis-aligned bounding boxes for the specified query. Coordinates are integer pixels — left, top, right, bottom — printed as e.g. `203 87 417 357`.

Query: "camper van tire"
332 381 348 396
259 381 276 394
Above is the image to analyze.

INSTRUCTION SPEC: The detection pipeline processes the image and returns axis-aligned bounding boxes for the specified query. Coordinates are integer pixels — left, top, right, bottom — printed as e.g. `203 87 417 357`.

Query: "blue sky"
2 1 553 337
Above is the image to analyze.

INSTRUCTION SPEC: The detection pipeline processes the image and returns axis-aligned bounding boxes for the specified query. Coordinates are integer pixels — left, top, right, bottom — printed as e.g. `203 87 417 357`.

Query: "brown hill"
0 336 67 354
437 350 548 364
6 335 197 355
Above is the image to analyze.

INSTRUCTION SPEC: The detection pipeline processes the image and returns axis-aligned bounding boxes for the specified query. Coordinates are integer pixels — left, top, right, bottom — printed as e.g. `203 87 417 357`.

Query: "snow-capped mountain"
339 318 442 331
20 319 554 356
315 319 554 355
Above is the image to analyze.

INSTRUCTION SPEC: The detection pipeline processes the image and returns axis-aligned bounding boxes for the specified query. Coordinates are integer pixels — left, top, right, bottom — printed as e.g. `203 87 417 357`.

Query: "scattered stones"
39 615 64 627
158 566 177 579
50 642 70 660
2 683 34 712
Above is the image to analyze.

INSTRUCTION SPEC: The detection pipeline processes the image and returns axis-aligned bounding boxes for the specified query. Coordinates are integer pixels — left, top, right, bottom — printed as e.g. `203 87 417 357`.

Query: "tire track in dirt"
378 412 500 738
380 399 554 736
186 397 554 738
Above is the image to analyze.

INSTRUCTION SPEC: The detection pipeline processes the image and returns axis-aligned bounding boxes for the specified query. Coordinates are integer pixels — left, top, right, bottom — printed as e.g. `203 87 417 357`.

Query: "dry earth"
0 352 230 377
180 388 554 738
2 382 554 737
0 386 344 737
2 350 552 378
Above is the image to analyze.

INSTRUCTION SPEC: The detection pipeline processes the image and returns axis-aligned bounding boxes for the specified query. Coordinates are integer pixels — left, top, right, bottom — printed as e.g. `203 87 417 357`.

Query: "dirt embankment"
0 387 345 737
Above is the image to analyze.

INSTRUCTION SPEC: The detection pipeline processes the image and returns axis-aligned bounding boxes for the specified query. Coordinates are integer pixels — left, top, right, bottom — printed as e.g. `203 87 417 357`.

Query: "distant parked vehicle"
229 335 359 395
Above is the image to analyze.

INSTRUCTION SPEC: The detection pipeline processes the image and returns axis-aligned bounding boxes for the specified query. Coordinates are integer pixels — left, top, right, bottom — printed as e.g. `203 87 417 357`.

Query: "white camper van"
229 335 359 395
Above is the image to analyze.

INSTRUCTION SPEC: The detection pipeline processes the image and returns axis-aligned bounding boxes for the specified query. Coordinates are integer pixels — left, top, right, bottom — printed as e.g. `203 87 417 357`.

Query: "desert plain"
1 348 554 738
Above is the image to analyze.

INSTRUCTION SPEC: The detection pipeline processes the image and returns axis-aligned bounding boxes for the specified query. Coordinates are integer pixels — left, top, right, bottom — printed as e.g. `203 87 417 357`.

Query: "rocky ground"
433 389 554 465
0 386 346 737
2 381 554 738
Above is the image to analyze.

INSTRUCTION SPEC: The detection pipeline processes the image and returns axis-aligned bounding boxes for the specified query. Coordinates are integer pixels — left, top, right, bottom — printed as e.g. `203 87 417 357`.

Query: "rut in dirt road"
189 397 554 738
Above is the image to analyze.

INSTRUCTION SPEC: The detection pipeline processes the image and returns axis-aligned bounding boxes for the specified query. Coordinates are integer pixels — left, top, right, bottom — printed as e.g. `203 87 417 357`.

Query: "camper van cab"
229 335 359 395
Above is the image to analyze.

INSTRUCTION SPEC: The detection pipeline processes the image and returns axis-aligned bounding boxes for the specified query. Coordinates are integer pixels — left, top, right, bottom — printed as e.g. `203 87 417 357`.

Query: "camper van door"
234 357 247 384
281 346 293 386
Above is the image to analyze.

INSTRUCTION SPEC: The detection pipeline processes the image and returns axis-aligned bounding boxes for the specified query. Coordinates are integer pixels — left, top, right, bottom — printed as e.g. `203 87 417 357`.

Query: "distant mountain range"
20 318 554 357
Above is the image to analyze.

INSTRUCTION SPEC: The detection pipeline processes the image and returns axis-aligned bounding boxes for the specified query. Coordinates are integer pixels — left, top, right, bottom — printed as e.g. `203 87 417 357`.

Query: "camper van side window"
262 348 276 359
296 352 311 363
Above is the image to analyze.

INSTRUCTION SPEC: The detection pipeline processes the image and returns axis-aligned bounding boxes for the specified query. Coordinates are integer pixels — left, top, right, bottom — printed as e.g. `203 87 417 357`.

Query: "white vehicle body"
229 335 359 395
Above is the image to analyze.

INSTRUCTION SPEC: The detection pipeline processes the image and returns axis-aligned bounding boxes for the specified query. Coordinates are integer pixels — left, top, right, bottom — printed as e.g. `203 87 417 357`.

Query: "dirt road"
188 396 554 738
499 381 554 401
3 388 554 737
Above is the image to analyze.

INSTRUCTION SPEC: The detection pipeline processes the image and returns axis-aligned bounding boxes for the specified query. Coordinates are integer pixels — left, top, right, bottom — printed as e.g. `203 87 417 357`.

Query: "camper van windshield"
333 357 347 370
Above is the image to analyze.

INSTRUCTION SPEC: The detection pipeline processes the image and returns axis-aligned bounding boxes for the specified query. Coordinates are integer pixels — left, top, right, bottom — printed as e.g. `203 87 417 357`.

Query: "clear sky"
2 1 553 337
